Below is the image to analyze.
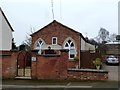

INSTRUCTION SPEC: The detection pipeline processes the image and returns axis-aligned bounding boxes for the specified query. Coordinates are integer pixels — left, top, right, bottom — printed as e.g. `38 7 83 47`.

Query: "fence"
80 50 101 69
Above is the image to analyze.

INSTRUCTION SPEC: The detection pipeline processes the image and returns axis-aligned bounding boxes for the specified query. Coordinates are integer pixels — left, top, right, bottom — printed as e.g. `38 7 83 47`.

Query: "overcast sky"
0 0 119 46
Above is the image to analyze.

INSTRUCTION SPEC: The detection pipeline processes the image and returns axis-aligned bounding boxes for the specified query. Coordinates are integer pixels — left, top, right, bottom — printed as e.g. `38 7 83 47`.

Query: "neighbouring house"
0 8 14 79
106 40 120 55
106 34 120 55
0 7 14 51
105 39 120 61
100 35 120 62
31 20 96 68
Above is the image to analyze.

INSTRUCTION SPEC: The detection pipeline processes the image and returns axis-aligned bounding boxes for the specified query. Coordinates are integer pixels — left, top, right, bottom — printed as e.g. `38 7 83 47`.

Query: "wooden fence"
80 50 101 69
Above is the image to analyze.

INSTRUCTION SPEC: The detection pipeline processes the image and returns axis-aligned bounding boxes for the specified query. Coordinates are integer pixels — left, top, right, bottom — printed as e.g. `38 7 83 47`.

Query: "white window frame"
34 38 46 55
52 37 57 45
35 40 43 50
64 40 76 59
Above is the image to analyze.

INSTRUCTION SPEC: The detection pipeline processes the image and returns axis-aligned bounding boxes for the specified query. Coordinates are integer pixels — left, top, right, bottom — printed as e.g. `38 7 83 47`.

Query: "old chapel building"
31 20 95 67
1 20 108 80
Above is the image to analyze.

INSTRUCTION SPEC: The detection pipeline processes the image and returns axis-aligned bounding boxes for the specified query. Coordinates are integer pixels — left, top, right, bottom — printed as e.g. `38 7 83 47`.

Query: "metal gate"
17 51 31 77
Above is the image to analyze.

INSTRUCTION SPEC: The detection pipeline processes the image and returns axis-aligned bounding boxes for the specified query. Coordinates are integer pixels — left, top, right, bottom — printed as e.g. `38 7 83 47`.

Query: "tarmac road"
102 63 119 81
1 85 119 90
2 79 119 90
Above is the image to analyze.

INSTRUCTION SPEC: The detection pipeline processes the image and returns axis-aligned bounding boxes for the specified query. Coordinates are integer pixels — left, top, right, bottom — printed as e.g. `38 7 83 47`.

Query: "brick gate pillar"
31 51 38 79
59 49 69 80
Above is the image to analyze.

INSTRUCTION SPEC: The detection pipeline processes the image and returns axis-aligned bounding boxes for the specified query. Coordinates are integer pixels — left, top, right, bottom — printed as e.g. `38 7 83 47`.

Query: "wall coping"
60 49 69 52
0 54 11 57
68 68 108 73
39 54 60 57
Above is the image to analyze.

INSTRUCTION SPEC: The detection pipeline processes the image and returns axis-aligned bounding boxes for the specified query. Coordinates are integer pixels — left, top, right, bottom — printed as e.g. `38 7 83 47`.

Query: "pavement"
1 79 119 90
2 85 92 89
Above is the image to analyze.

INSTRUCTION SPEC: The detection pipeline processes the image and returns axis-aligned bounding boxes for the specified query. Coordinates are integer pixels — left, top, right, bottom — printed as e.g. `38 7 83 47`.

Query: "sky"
0 0 119 46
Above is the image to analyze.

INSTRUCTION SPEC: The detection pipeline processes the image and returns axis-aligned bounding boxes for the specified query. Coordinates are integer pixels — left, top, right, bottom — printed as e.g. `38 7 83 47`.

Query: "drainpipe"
79 36 81 68
79 50 80 68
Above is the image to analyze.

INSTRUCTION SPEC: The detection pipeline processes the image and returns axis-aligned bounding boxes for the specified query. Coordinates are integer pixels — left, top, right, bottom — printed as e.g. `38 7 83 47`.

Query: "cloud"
0 0 118 45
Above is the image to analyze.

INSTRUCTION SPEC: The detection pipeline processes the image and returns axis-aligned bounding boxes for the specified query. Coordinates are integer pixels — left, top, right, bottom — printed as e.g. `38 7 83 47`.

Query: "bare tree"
109 33 117 42
94 28 110 43
99 28 109 42
22 27 35 51
12 38 18 50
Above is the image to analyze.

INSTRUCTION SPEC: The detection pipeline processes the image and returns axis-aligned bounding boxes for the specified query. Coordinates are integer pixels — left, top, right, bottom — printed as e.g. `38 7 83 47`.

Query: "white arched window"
64 39 76 59
36 40 43 49
34 39 45 54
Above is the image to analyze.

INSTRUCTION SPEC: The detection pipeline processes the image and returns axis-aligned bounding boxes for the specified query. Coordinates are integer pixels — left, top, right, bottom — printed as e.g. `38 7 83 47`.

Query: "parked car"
106 55 119 65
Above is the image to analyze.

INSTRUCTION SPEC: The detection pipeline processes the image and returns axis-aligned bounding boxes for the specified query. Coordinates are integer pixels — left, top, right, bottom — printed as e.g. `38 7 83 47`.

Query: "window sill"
69 59 75 61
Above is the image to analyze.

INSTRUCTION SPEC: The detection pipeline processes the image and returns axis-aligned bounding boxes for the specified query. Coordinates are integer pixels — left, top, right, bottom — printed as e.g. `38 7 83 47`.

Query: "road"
102 63 119 81
1 84 119 90
2 79 119 89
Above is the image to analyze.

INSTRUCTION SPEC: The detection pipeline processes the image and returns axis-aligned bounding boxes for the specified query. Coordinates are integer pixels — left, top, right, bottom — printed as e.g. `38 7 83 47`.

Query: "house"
31 20 95 68
0 8 14 51
106 35 120 55
106 40 120 55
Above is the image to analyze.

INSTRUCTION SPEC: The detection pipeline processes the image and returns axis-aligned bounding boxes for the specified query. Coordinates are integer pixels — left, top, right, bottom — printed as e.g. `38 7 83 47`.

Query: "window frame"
35 39 45 55
64 40 76 59
35 40 43 50
52 37 57 45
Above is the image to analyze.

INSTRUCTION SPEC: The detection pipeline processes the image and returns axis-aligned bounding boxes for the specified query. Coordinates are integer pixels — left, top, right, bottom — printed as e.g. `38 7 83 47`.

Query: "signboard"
31 57 36 61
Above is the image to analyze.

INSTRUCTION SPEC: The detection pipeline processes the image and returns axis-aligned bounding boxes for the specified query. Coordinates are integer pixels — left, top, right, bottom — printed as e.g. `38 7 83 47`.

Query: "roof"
106 41 120 45
30 20 90 43
31 20 80 36
0 7 14 31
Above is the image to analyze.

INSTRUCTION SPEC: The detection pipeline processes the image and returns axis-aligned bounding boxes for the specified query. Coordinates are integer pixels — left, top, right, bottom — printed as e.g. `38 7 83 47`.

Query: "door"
17 51 31 77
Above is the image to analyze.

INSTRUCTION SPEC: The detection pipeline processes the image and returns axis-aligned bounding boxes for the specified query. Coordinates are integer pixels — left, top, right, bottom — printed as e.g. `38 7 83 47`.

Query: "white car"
106 55 119 65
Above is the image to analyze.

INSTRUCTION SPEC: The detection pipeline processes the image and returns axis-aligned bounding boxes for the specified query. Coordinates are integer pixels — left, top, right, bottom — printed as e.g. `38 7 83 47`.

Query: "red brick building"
106 41 120 55
31 20 95 68
103 41 120 61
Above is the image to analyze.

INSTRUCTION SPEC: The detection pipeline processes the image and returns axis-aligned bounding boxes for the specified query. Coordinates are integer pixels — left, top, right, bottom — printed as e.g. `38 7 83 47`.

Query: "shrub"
74 56 79 61
93 58 102 70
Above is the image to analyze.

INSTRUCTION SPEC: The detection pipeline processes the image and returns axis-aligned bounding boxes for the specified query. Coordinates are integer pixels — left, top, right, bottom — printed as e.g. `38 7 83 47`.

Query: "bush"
74 56 79 61
93 58 102 70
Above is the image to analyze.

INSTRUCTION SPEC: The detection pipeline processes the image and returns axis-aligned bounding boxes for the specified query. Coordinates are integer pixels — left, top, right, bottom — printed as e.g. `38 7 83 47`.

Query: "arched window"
64 39 76 59
35 39 43 50
34 39 45 55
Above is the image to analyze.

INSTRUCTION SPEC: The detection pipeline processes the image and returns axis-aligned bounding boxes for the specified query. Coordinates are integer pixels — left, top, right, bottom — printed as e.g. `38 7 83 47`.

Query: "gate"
17 51 32 77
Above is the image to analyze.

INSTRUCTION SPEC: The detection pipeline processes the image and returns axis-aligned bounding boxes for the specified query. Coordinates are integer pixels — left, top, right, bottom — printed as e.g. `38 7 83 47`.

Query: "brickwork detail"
1 51 18 78
68 70 108 80
31 50 68 80
31 21 81 62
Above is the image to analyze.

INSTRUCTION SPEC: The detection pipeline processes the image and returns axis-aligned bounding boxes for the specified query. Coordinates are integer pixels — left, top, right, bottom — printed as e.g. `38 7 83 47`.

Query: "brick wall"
1 51 18 78
1 50 108 81
106 44 120 54
68 69 108 80
31 49 68 80
80 51 101 69
68 61 79 68
31 49 108 81
0 56 1 78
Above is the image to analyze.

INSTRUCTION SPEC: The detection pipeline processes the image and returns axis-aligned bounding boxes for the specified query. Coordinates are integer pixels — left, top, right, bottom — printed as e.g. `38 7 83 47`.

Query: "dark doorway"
17 51 32 77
